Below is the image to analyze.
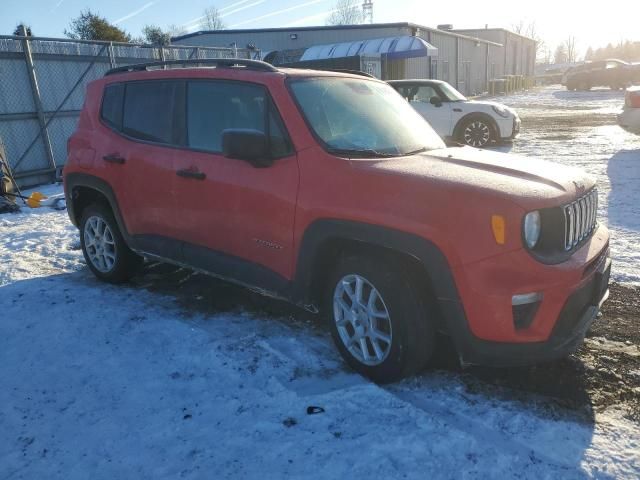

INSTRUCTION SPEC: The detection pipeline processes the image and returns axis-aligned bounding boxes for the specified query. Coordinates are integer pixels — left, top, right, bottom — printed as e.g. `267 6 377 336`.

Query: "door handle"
453 108 463 112
176 169 206 180
103 154 125 164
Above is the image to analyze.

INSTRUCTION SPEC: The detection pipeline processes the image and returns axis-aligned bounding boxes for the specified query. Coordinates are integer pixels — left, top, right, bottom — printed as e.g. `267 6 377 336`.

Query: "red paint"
65 67 610 345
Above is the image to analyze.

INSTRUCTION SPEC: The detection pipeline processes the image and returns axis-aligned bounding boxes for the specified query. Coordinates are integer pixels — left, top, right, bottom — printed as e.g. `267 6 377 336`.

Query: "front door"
398 84 452 137
171 80 298 285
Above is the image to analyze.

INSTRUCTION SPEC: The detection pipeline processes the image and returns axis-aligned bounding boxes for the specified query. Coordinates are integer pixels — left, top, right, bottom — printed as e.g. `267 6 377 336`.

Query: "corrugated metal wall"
0 36 245 187
452 29 536 78
425 31 457 85
175 25 502 94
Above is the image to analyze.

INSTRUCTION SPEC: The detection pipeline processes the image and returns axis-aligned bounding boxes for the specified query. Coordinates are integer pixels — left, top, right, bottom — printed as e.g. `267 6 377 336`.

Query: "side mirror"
430 96 443 107
222 129 272 168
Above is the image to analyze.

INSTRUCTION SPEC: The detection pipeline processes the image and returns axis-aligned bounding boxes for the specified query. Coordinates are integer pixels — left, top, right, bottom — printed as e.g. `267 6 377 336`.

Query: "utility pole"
362 0 373 24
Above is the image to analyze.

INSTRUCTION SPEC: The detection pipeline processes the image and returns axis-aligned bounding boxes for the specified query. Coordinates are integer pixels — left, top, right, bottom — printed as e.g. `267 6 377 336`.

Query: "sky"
2 0 638 57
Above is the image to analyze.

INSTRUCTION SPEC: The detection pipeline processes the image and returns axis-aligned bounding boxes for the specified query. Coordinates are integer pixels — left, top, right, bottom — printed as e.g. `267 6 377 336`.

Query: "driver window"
413 86 439 103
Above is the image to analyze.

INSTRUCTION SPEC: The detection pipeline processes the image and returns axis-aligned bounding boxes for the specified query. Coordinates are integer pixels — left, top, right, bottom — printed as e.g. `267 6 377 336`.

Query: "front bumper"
496 116 521 141
452 256 610 367
445 224 611 367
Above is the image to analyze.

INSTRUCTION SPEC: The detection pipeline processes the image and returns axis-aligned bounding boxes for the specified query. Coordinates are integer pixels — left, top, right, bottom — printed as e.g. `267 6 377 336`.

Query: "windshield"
289 77 445 156
438 82 467 102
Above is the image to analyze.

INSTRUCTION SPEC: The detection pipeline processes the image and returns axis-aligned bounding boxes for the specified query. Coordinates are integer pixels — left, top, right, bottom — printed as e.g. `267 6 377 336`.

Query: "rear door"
171 79 298 282
396 83 452 137
97 81 180 249
115 80 185 252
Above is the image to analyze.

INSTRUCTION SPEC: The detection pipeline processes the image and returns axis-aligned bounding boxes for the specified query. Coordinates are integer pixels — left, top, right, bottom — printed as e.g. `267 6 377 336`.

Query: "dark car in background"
562 59 640 91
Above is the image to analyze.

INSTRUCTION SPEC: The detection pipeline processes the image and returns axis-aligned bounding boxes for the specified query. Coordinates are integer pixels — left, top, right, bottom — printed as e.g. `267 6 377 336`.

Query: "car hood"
360 146 594 209
466 100 517 115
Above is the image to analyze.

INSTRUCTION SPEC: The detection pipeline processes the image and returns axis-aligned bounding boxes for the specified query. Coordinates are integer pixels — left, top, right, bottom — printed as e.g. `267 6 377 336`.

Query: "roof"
451 28 537 43
300 35 438 61
387 79 446 85
172 22 502 47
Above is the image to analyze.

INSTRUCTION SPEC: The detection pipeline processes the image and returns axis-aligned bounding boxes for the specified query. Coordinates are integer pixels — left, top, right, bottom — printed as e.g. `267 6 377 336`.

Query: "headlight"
523 211 541 249
492 105 511 118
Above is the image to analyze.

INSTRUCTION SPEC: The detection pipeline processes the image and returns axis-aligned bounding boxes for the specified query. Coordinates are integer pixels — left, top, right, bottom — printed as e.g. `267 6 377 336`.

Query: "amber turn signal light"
491 215 506 245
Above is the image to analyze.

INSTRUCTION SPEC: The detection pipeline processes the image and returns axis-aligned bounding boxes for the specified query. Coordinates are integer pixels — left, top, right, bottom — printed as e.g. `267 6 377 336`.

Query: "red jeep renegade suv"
64 59 611 382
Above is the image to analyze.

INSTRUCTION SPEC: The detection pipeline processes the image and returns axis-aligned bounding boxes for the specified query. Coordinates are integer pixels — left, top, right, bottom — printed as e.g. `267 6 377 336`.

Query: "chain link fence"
0 35 258 187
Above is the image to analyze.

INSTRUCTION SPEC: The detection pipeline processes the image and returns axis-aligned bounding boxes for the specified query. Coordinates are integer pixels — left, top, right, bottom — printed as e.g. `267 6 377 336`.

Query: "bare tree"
512 20 545 63
554 44 568 64
511 20 525 34
200 6 225 30
564 36 578 63
584 47 594 61
326 0 364 25
167 24 187 38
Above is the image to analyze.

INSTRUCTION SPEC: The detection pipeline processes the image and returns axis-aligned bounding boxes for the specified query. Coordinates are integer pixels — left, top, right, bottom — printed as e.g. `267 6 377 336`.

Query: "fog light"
512 292 543 305
512 292 542 330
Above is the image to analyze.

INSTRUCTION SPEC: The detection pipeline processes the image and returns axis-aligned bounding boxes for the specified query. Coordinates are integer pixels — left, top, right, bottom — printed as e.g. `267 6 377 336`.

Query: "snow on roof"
299 35 438 61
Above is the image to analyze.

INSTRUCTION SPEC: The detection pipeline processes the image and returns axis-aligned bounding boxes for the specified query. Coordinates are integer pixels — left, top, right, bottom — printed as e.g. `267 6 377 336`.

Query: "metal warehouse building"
172 22 536 96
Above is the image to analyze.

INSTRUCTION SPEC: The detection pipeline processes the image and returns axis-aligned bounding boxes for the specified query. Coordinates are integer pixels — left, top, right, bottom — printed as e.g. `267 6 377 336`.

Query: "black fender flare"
453 112 499 143
64 173 131 244
292 219 463 310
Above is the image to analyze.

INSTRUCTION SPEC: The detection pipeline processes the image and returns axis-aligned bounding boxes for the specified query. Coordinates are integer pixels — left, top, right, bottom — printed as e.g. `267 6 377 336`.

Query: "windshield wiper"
326 147 398 158
404 147 429 156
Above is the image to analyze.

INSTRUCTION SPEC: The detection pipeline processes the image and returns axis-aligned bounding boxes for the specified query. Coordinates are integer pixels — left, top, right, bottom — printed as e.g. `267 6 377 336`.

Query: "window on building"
442 61 450 82
430 58 438 79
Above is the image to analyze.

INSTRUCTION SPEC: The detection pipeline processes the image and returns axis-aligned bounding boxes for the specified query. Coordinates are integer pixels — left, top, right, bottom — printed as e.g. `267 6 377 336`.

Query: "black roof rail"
312 68 377 78
105 58 278 76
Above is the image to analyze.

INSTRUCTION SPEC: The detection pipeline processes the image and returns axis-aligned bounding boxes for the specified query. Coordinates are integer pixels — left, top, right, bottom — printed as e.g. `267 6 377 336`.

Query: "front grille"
563 189 598 251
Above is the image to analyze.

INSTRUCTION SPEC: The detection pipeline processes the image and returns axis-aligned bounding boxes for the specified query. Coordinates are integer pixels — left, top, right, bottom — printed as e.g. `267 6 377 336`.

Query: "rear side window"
101 84 124 129
186 81 292 157
123 81 181 144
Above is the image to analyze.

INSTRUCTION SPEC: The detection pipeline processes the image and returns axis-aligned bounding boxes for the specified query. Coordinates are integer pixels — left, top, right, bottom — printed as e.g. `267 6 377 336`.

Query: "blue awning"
300 35 438 61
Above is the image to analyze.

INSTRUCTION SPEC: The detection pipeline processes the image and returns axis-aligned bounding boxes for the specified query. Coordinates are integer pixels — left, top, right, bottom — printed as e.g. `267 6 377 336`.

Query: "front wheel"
325 253 435 383
80 203 142 283
459 117 494 148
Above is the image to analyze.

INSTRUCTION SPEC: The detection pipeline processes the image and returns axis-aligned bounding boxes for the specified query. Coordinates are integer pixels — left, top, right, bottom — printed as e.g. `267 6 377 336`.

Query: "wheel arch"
293 220 463 327
453 112 499 144
64 173 130 243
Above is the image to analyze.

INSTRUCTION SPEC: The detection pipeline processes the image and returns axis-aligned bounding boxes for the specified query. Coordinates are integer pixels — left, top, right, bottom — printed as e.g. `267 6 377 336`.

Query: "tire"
80 203 142 283
578 81 591 91
324 253 435 383
458 116 495 148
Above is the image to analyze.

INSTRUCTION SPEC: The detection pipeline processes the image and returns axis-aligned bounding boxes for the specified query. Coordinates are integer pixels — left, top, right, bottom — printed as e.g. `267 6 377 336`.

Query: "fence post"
21 29 56 181
108 42 116 69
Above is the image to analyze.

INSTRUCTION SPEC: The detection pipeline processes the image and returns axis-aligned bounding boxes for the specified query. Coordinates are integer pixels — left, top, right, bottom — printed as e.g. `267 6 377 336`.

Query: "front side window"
289 77 445 156
186 81 291 157
122 81 180 144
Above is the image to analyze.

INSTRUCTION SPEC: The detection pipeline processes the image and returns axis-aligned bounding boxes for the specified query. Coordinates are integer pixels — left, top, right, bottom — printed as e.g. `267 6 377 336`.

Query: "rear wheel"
459 117 494 148
325 253 435 383
578 80 591 91
80 203 142 283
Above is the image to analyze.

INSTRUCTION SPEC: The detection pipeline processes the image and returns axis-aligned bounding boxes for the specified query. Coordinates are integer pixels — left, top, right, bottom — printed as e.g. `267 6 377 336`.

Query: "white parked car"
618 86 640 135
388 79 521 148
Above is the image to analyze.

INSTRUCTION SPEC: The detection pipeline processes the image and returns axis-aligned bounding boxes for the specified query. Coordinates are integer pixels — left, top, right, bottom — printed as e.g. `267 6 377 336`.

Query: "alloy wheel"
463 121 491 147
83 216 117 273
333 274 393 366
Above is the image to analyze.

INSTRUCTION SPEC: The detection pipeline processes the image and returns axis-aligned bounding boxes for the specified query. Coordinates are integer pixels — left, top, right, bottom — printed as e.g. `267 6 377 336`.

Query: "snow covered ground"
2 87 640 478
